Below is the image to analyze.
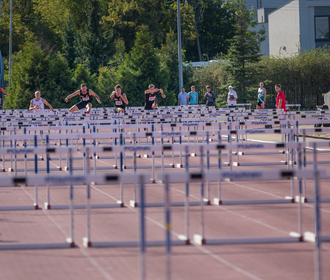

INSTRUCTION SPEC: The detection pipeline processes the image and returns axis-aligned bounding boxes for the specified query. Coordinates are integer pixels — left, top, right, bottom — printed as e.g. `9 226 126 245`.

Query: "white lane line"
93 155 264 280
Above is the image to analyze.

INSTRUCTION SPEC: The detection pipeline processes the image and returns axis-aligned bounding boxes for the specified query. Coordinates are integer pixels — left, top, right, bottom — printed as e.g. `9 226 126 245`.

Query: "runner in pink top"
275 84 286 111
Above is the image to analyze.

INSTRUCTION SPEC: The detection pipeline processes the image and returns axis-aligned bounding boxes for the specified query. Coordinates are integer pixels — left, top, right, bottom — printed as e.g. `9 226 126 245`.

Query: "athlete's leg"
69 105 79 112
86 102 92 113
117 108 125 113
261 102 265 109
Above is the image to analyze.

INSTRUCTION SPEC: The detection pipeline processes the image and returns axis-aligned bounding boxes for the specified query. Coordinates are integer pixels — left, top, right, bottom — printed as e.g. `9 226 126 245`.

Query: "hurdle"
157 168 327 247
82 173 189 248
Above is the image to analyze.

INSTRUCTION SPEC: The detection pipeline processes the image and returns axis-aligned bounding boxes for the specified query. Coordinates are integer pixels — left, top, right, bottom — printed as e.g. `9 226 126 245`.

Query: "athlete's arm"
158 89 166 98
110 91 115 99
278 99 282 109
65 90 79 102
42 99 55 112
90 90 102 104
263 88 266 103
121 93 129 105
1 88 8 97
145 88 158 94
29 100 36 111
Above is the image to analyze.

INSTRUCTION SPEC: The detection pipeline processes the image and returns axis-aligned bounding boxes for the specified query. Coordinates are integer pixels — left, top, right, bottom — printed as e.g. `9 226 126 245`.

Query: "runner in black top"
65 83 101 113
144 84 166 110
110 84 129 113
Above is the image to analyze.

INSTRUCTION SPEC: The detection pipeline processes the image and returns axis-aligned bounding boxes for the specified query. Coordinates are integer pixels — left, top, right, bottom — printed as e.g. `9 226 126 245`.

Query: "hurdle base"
83 237 92 248
285 196 295 202
299 197 330 203
129 200 138 207
143 154 150 158
85 239 188 248
295 196 308 203
44 202 51 209
169 164 175 168
178 235 190 244
1 168 5 172
65 238 75 248
194 235 302 245
213 197 295 205
8 168 14 172
0 205 41 211
176 163 183 168
193 234 206 245
0 241 75 250
113 165 118 169
190 153 197 157
116 201 124 207
64 166 69 171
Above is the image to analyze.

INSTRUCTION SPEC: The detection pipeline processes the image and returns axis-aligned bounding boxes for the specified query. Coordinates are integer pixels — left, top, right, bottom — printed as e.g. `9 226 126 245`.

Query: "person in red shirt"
0 87 9 107
275 84 286 111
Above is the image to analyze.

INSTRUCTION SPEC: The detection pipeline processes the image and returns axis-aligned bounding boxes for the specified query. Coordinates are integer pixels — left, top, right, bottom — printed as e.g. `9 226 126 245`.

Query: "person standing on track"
205 85 216 107
144 84 166 110
257 82 266 109
65 83 101 113
227 85 237 106
178 87 189 106
110 84 129 113
188 85 198 105
0 86 9 108
29 91 54 113
276 84 286 111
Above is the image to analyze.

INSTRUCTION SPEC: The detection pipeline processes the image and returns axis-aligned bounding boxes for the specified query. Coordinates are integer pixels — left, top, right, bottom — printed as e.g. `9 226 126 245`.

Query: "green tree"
114 26 170 107
103 0 196 53
186 0 237 61
5 42 73 109
217 0 265 107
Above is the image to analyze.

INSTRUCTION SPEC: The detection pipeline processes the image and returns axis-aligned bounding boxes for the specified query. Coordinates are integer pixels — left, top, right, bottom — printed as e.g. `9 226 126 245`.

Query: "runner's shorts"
76 100 91 110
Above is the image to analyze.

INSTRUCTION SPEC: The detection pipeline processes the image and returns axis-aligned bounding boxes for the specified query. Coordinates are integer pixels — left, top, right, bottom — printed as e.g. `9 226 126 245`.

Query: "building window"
257 0 262 9
315 16 330 41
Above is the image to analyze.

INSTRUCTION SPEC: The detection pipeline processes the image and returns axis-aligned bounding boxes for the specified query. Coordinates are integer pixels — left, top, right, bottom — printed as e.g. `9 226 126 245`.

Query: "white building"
245 0 330 56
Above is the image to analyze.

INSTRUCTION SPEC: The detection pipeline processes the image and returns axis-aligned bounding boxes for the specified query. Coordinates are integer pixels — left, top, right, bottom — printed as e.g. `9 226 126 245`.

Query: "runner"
29 91 54 113
29 91 55 141
0 86 9 108
110 84 129 113
144 84 166 110
64 83 101 113
257 82 266 109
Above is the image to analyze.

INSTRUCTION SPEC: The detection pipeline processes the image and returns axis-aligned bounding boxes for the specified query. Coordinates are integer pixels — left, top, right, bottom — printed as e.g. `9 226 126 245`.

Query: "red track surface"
0 129 329 280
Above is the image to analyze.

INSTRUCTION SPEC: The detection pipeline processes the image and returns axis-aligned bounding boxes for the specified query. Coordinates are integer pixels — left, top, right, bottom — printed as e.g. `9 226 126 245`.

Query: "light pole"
177 0 183 90
8 0 13 86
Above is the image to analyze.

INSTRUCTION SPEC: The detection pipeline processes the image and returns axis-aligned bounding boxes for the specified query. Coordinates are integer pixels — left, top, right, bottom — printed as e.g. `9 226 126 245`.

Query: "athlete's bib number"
149 96 155 101
115 100 123 106
82 96 90 101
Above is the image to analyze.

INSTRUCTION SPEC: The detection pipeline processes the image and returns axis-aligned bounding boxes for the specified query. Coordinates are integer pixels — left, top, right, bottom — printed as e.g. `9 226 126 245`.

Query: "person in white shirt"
29 91 54 113
227 85 237 106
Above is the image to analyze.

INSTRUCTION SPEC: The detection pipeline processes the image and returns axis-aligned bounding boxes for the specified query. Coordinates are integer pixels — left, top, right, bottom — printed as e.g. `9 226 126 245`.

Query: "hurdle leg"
67 148 75 246
34 135 39 209
139 175 146 280
163 174 172 280
83 148 91 247
45 135 51 209
313 165 322 280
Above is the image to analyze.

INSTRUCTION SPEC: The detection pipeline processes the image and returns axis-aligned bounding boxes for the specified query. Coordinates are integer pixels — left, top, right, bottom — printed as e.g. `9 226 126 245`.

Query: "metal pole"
177 0 183 90
8 0 13 85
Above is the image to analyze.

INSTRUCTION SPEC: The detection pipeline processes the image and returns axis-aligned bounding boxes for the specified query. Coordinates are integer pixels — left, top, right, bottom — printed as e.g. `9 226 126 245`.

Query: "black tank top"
145 90 160 110
80 89 92 102
114 95 126 110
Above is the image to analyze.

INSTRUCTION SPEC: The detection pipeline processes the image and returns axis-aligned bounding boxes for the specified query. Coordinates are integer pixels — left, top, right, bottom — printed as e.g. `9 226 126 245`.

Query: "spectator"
275 84 286 111
227 85 237 106
188 86 198 105
178 87 189 106
204 85 216 106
